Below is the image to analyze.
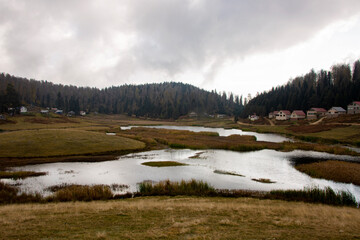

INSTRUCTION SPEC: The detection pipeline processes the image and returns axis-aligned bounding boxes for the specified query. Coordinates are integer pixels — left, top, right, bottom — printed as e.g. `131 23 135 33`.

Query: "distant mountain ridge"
241 59 360 117
0 73 243 119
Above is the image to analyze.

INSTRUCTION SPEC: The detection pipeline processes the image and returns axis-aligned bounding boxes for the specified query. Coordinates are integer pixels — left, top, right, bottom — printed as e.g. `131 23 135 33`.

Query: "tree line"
0 73 244 119
241 60 360 117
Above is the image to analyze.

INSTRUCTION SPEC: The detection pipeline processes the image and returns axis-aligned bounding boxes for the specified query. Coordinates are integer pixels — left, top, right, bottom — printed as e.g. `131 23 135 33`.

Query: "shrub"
49 185 113 202
267 187 357 207
138 179 216 196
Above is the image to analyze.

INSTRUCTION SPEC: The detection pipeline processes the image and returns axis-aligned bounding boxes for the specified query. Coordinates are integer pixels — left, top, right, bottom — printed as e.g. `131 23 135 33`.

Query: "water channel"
3 126 360 201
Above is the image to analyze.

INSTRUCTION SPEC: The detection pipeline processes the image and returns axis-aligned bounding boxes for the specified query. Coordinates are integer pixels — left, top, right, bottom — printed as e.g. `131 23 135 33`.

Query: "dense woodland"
241 60 360 117
0 74 243 119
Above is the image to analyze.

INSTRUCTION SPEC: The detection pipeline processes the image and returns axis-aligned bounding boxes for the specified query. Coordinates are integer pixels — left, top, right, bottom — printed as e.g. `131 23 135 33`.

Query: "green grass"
141 161 188 167
0 171 46 179
0 129 145 158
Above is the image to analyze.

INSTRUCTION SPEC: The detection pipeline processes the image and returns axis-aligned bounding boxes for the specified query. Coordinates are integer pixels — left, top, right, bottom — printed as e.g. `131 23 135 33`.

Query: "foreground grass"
0 129 145 158
295 160 360 186
0 197 359 239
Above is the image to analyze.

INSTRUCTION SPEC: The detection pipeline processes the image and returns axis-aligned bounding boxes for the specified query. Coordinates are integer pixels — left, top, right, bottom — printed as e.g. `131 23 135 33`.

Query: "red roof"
280 110 291 115
310 108 327 112
353 101 360 106
292 110 306 116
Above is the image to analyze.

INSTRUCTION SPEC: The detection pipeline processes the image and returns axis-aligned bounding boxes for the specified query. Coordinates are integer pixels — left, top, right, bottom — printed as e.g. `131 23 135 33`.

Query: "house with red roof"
290 110 306 120
276 110 291 120
307 108 327 120
268 111 279 119
347 101 360 114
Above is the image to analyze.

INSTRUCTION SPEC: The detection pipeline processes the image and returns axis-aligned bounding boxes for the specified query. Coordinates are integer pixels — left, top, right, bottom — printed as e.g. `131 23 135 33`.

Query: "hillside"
241 60 360 117
0 73 243 119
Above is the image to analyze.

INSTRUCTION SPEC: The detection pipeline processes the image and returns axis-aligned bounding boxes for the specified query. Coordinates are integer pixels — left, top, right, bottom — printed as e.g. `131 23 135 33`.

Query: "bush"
138 179 216 196
267 187 358 207
49 185 113 202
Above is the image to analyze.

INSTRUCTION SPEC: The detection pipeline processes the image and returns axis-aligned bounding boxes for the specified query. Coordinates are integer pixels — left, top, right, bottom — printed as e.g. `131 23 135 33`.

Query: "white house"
249 114 259 121
20 106 28 114
40 109 49 114
291 110 306 120
347 101 360 114
80 111 86 116
276 110 291 120
327 107 346 117
268 111 279 119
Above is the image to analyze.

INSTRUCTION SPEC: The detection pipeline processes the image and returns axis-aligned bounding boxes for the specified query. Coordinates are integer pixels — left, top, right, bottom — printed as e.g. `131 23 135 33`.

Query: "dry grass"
296 160 360 186
0 129 145 158
0 197 359 239
0 171 46 179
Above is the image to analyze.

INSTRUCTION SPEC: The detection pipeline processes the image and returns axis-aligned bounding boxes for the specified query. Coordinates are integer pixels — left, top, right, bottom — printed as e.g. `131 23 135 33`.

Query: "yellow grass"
0 129 145 158
0 197 359 239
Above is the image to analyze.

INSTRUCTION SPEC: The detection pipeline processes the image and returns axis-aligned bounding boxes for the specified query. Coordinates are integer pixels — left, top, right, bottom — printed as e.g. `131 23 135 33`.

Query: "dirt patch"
324 114 360 124
286 124 345 134
23 117 77 124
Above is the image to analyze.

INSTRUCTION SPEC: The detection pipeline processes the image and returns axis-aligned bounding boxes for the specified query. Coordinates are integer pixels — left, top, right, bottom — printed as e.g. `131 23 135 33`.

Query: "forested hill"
0 73 243 119
241 60 360 117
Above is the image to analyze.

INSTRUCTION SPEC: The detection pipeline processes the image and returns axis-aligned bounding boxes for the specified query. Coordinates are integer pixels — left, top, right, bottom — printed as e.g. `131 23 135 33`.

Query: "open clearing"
0 129 145 158
0 197 359 239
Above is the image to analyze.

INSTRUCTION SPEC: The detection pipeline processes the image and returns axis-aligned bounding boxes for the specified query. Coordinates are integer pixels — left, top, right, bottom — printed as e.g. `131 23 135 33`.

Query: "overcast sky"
1 0 360 97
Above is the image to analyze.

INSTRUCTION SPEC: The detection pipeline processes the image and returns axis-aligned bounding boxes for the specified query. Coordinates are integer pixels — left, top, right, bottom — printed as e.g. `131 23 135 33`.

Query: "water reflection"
5 149 360 201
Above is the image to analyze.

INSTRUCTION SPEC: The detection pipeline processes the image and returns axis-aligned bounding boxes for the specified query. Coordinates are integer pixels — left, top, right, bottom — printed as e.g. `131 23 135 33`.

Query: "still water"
120 125 291 143
5 149 360 201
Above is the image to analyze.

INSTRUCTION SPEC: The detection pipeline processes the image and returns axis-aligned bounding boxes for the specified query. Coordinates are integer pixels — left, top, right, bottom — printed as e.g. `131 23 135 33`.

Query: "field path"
310 117 325 125
265 117 275 126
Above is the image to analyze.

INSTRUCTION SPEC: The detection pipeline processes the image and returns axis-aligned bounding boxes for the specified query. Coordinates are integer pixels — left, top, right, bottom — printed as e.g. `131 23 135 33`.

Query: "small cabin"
40 109 49 114
327 107 346 118
80 111 86 116
347 101 360 114
268 111 279 119
307 108 327 120
20 106 28 114
55 110 63 115
291 110 306 120
188 112 198 118
249 114 259 121
276 110 291 121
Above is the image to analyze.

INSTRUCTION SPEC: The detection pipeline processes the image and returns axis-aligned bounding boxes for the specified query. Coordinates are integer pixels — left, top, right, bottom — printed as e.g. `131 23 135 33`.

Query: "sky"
1 0 360 98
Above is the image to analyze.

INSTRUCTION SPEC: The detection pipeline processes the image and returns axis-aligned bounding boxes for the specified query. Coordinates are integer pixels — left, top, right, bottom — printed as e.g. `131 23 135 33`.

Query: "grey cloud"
0 0 360 87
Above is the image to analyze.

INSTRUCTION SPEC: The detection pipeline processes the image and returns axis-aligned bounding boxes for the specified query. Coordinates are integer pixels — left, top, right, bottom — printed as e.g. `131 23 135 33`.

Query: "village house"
347 101 360 114
188 111 197 118
55 109 63 115
307 108 327 120
268 111 279 119
249 114 259 121
327 107 346 118
290 110 306 120
216 114 226 118
80 111 86 116
275 110 291 121
40 109 49 114
67 111 75 117
20 106 28 114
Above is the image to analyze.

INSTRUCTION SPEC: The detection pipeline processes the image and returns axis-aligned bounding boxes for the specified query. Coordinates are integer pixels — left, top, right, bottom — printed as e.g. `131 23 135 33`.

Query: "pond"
4 149 360 201
120 125 291 143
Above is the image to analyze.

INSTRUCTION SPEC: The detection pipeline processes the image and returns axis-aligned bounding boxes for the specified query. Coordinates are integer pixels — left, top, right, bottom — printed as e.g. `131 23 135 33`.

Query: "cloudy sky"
1 0 360 97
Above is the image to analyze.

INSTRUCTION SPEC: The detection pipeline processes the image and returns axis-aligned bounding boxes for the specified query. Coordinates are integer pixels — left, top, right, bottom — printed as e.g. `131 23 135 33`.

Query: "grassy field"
296 160 360 186
0 197 359 239
0 129 145 158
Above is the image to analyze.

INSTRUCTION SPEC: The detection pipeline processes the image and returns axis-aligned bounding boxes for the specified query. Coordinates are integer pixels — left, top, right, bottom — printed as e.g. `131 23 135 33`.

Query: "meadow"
0 196 359 239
